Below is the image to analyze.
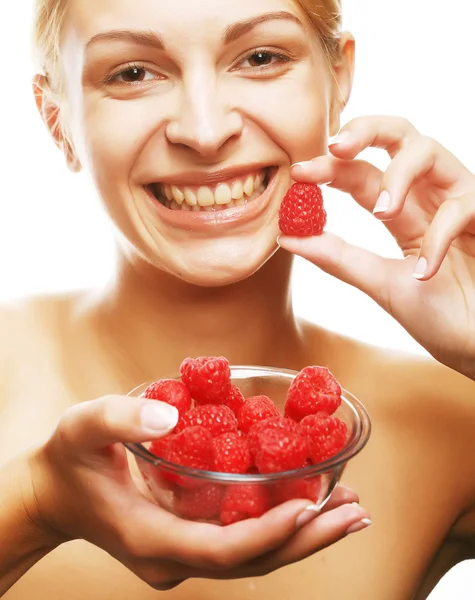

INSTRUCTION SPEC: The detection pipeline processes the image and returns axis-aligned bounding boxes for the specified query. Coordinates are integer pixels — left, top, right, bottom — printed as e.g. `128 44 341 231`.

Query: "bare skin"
2 279 475 600
3 0 475 597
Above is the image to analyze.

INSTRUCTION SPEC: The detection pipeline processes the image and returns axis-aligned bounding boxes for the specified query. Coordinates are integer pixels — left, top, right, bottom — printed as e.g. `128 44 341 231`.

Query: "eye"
106 64 160 84
239 49 291 70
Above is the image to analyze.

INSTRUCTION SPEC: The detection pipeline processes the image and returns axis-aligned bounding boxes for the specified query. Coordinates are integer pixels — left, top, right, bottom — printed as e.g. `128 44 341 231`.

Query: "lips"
148 167 271 212
144 166 279 231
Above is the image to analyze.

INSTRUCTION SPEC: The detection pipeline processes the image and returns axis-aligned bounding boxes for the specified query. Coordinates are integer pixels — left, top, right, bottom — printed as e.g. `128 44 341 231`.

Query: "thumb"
278 232 394 306
57 395 179 452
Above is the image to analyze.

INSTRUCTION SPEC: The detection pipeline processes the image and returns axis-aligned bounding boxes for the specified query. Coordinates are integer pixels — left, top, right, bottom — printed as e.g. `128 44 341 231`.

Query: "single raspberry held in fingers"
220 484 271 525
211 432 252 474
143 379 192 416
284 366 342 422
223 384 246 416
238 395 281 434
180 356 231 404
174 483 224 520
175 404 238 437
300 412 348 464
278 183 326 237
254 429 308 474
247 416 300 459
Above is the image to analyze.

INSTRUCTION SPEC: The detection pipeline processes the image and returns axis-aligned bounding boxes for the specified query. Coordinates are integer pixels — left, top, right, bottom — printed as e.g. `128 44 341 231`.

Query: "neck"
86 249 304 384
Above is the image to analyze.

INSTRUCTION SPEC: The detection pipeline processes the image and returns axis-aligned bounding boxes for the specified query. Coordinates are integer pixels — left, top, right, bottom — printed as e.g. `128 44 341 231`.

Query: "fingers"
328 115 419 159
415 194 475 279
185 502 371 580
320 484 359 511
55 395 179 452
129 498 321 570
278 231 398 308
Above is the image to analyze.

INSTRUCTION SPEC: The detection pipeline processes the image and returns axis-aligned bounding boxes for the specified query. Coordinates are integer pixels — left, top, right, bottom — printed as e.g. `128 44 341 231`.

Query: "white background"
1 0 474 596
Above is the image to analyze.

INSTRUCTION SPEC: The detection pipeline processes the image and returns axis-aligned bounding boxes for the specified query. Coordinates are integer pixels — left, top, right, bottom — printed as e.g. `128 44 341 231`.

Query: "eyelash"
104 48 293 85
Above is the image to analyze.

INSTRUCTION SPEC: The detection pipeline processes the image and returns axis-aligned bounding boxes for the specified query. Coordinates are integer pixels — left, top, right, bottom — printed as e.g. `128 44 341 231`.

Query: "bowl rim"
124 365 372 483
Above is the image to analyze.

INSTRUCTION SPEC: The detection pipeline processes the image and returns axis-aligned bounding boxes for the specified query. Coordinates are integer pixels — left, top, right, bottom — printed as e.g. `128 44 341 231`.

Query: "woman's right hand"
25 395 370 590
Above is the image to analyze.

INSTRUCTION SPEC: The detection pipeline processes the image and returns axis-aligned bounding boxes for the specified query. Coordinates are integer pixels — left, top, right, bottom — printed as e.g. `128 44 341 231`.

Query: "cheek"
235 71 331 163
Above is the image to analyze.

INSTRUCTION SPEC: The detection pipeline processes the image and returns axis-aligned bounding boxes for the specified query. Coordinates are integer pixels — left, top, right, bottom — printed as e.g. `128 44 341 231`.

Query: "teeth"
181 203 191 211
164 185 173 201
231 180 244 200
235 197 245 206
215 183 232 205
254 173 263 190
243 176 254 197
184 187 197 206
171 185 184 204
197 186 215 207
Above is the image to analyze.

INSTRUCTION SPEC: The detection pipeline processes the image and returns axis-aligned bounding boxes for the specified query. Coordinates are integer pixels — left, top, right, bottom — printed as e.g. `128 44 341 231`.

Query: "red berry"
220 484 271 525
284 366 342 422
175 404 238 438
273 476 322 504
180 356 231 404
254 429 308 474
223 384 245 416
238 395 280 434
247 416 299 459
212 433 252 474
174 483 224 520
149 434 176 458
167 426 214 481
300 412 348 464
278 183 326 237
143 379 192 416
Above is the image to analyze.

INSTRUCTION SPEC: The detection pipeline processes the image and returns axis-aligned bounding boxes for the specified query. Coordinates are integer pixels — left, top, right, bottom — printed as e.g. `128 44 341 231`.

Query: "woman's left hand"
278 116 475 380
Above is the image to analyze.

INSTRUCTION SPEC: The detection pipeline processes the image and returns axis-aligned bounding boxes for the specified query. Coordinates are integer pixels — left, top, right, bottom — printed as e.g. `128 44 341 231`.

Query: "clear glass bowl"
125 366 371 524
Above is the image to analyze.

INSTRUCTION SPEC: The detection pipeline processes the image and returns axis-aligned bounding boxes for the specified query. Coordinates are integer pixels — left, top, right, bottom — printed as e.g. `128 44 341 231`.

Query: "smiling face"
40 0 353 286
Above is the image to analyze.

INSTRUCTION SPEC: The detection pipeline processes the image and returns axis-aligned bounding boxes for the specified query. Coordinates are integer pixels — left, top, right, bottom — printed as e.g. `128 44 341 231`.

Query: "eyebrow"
85 11 303 52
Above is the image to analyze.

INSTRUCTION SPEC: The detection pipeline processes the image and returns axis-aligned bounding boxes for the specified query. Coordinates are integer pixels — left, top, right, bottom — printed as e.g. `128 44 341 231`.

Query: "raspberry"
223 384 245 416
149 434 176 458
167 426 213 485
175 404 238 437
220 484 271 525
300 413 348 464
143 379 192 416
238 395 280 434
273 476 322 504
254 429 308 474
180 356 231 405
174 483 224 520
278 183 326 237
212 432 252 474
247 416 299 459
284 366 342 422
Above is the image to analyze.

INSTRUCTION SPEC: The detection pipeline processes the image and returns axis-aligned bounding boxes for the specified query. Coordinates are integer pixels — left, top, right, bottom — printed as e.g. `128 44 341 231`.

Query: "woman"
1 0 475 599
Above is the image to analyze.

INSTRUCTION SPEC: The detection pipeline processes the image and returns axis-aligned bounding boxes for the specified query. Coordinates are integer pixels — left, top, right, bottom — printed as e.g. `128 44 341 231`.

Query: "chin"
157 237 279 288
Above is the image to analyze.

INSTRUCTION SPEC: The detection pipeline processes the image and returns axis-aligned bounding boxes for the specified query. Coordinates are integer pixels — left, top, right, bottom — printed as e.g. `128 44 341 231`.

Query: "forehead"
63 0 310 46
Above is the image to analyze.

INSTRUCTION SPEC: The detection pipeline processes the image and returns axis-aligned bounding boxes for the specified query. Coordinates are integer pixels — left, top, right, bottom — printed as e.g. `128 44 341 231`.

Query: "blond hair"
33 0 342 92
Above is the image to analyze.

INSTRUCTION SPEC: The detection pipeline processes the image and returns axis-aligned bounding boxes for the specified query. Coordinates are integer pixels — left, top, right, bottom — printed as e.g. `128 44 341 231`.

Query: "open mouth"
148 168 271 212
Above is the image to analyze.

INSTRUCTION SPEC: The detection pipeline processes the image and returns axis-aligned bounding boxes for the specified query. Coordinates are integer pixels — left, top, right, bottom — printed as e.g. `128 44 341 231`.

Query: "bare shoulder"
0 292 82 405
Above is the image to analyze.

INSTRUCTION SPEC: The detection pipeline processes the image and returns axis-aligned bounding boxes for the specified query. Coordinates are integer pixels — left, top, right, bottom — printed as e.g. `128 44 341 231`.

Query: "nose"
165 70 243 157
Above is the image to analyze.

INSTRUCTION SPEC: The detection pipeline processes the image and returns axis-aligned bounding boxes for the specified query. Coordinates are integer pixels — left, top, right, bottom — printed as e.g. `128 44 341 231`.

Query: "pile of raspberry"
143 356 348 524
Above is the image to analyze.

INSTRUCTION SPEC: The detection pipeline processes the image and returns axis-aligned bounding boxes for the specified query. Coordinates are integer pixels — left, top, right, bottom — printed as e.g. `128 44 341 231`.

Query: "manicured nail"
329 131 352 146
413 257 428 279
141 402 179 432
345 518 372 535
295 504 320 529
373 191 391 214
291 160 312 170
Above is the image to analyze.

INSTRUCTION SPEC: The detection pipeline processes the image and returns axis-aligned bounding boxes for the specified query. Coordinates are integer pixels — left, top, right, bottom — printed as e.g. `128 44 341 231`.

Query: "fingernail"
345 518 372 535
296 504 320 529
329 131 352 146
413 257 428 279
373 191 391 214
141 402 179 432
291 160 311 170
